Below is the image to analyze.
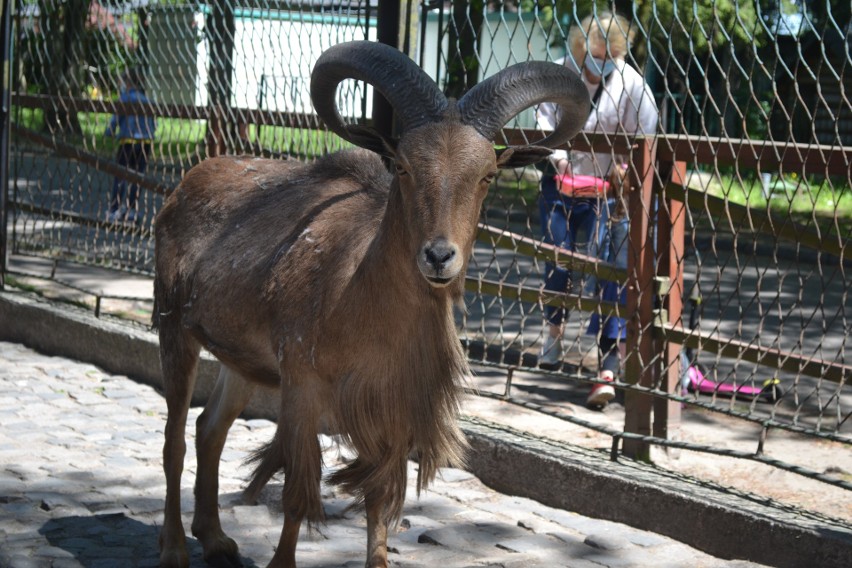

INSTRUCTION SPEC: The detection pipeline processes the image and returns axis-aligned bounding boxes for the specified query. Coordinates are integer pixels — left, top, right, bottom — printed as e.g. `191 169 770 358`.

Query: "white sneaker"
106 208 125 223
539 334 563 369
587 370 616 409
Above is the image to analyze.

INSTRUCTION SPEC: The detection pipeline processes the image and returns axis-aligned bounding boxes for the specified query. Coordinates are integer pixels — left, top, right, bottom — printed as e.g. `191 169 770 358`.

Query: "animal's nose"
424 239 458 272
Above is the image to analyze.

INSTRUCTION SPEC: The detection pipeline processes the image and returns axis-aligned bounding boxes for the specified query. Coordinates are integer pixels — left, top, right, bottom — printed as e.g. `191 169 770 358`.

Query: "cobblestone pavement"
0 341 766 568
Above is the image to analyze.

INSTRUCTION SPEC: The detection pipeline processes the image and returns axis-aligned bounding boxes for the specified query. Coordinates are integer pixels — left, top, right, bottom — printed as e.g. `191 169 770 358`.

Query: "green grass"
75 112 339 160
489 166 851 231
698 171 852 237
73 112 207 158
246 123 347 158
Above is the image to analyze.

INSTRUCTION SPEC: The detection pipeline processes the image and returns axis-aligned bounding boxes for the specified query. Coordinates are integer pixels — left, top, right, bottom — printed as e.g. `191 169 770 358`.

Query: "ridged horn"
458 61 590 148
310 41 449 147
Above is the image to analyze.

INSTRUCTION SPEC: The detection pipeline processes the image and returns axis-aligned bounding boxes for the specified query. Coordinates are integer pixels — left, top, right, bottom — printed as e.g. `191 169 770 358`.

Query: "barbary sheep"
154 40 588 568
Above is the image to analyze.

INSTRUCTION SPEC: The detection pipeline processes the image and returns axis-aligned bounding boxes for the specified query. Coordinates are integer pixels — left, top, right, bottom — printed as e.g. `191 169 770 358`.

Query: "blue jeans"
109 142 150 213
588 197 628 340
539 176 603 326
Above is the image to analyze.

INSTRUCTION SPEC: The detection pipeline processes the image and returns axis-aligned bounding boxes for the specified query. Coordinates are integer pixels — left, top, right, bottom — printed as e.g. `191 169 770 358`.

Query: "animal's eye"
395 164 408 177
482 173 496 185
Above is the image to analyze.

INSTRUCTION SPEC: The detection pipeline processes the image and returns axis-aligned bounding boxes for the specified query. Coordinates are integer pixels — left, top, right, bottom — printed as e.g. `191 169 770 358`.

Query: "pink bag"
554 173 610 197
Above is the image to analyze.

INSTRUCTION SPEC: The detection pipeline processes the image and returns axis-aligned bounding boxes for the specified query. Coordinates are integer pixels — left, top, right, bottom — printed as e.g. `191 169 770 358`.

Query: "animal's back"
153 150 391 380
156 150 388 269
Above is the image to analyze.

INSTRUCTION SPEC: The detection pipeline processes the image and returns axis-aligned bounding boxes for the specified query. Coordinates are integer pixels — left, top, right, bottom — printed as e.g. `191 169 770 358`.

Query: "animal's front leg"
365 495 389 568
265 433 322 568
265 385 325 568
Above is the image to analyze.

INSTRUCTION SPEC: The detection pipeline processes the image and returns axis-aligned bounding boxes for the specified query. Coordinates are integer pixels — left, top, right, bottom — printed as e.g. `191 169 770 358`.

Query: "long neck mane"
328 181 469 521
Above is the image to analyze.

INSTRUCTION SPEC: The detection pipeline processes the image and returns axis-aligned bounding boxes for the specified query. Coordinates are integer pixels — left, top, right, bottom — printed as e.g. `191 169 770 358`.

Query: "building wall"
146 7 550 127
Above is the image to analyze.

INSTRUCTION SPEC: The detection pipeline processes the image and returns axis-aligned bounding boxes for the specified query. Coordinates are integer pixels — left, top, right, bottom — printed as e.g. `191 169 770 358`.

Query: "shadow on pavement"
38 513 259 568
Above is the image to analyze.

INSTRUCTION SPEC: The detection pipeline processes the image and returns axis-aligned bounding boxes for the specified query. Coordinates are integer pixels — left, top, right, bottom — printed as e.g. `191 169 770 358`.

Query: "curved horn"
458 61 590 148
311 41 449 147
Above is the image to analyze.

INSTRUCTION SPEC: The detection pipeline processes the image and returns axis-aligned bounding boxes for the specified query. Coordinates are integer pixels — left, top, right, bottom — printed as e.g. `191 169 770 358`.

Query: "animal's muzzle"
419 238 462 287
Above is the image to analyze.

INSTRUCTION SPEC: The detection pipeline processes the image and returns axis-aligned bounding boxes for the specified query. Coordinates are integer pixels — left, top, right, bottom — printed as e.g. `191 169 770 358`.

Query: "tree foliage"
517 0 767 57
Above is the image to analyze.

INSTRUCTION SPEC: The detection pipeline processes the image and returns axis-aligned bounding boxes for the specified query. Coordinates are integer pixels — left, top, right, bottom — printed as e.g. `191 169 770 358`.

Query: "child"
105 68 156 223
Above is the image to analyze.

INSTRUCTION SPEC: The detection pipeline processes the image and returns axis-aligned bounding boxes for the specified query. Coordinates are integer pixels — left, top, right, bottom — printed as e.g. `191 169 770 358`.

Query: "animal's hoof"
202 535 242 568
159 548 190 568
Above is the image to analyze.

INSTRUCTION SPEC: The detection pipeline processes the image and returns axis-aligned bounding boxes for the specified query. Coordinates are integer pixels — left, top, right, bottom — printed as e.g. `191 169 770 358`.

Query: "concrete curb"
2 290 851 568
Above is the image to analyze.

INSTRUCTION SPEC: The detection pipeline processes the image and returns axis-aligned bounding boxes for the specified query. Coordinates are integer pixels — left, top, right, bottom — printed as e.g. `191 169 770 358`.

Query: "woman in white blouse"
537 11 659 409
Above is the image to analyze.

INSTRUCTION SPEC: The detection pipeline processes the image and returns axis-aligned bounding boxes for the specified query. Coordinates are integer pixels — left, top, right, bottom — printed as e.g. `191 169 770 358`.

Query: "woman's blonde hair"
568 11 634 62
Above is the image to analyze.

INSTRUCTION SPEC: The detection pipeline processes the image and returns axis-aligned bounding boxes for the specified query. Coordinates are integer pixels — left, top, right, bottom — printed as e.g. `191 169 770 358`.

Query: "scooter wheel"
760 378 784 403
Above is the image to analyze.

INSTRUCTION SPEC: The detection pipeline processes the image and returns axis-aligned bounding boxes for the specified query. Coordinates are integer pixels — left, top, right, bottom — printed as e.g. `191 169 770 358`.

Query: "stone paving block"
230 503 275 527
0 524 46 548
393 517 446 549
42 397 80 411
124 497 163 516
244 418 275 431
9 432 51 446
33 545 74 561
65 457 105 471
86 503 128 516
430 484 494 505
14 402 57 418
389 546 470 567
533 504 619 536
436 467 476 483
29 493 89 516
0 501 51 526
416 524 504 557
618 527 670 548
497 530 574 554
102 455 144 471
3 420 40 432
48 558 84 568
0 474 27 494
66 392 109 406
35 464 97 487
101 387 142 399
2 554 53 568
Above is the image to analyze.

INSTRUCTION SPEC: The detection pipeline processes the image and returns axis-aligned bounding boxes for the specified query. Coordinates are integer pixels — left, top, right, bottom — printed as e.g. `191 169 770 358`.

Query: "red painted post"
653 161 687 444
623 137 657 460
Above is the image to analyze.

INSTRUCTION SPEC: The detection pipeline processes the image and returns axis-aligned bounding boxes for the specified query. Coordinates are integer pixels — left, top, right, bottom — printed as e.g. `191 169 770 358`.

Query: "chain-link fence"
3 0 851 515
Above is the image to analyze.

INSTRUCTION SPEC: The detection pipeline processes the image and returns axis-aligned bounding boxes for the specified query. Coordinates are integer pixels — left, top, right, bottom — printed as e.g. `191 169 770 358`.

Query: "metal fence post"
0 0 10 290
375 0 401 141
205 1 236 157
623 136 658 460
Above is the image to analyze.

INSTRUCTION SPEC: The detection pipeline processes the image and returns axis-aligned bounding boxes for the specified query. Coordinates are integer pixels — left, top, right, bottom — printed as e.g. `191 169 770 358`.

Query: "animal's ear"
346 125 398 158
495 145 554 169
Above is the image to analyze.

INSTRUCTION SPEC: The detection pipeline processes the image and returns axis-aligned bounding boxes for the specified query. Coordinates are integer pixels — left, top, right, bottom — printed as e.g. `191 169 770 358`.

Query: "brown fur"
154 118 522 567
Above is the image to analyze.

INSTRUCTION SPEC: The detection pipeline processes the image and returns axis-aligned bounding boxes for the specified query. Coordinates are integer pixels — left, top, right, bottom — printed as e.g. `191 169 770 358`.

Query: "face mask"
584 53 616 78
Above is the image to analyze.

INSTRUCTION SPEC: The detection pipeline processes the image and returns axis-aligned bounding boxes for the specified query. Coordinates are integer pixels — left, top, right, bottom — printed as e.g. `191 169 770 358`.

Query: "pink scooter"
679 260 784 404
681 360 783 403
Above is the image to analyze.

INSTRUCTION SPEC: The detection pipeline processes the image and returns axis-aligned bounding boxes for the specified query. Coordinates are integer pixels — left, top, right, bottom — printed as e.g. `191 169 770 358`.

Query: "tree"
204 0 237 156
36 0 89 134
516 1 768 137
445 0 486 99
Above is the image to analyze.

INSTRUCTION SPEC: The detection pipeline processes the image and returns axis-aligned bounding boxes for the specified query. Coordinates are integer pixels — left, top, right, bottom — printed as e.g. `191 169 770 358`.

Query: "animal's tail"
328 453 408 527
243 437 285 504
244 432 326 524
